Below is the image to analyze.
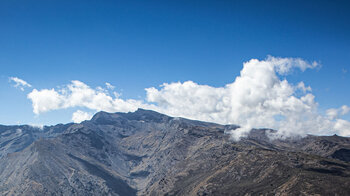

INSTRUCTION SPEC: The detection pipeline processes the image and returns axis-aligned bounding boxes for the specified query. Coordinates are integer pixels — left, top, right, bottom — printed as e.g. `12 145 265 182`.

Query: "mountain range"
0 109 350 195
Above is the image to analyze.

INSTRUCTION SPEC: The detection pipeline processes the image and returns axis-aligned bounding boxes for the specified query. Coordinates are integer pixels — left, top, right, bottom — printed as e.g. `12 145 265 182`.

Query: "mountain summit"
0 109 350 195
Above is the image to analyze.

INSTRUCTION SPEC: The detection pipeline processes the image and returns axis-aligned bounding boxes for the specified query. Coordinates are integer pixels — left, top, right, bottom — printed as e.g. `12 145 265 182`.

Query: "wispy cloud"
105 82 115 90
327 105 350 120
25 56 350 139
9 77 32 91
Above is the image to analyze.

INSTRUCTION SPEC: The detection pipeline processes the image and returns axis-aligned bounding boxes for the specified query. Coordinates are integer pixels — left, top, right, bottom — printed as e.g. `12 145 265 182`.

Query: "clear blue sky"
0 0 349 125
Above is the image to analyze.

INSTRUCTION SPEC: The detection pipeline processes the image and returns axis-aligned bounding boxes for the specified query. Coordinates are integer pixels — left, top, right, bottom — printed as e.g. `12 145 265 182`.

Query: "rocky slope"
0 109 350 195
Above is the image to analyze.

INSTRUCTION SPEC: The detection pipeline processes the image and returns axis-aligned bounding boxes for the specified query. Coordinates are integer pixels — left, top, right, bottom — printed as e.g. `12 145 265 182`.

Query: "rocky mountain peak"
0 110 350 195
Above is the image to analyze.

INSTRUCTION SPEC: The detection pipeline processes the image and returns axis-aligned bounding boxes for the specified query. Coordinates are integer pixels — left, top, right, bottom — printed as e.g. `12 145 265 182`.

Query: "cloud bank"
25 56 350 139
9 77 32 91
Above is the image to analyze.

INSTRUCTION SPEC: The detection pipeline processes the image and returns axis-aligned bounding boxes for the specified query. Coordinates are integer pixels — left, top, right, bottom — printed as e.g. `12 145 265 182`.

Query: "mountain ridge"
0 109 350 195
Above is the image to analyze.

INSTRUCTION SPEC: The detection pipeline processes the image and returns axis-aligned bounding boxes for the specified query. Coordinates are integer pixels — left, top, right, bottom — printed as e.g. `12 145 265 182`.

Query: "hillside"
0 109 350 195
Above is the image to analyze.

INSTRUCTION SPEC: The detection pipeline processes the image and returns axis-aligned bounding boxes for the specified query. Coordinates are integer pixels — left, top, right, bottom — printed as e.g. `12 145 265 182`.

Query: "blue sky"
0 0 350 136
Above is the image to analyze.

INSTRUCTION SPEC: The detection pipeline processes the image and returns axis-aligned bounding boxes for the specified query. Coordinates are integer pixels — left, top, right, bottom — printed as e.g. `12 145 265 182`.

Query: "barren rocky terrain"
0 109 350 195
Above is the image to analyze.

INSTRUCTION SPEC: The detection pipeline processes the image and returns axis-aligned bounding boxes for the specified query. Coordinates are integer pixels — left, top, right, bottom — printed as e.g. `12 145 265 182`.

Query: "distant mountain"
0 109 350 195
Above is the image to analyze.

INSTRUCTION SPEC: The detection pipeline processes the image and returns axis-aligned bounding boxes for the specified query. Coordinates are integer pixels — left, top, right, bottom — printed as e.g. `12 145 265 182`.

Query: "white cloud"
72 110 93 123
326 108 338 120
340 105 350 115
9 77 32 91
326 105 350 120
266 55 319 75
105 82 115 90
334 119 350 136
29 124 44 130
27 80 146 115
225 126 252 141
297 82 312 93
25 56 350 139
145 56 348 139
27 89 65 114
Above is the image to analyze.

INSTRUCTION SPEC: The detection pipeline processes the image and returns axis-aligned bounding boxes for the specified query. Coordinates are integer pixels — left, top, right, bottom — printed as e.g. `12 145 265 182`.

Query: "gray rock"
0 109 350 195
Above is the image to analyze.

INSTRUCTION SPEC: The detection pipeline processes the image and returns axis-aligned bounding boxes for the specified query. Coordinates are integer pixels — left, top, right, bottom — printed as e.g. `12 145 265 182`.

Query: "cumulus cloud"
296 82 312 93
9 77 32 91
28 89 65 114
25 56 350 139
145 56 326 139
27 80 146 115
72 110 93 123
